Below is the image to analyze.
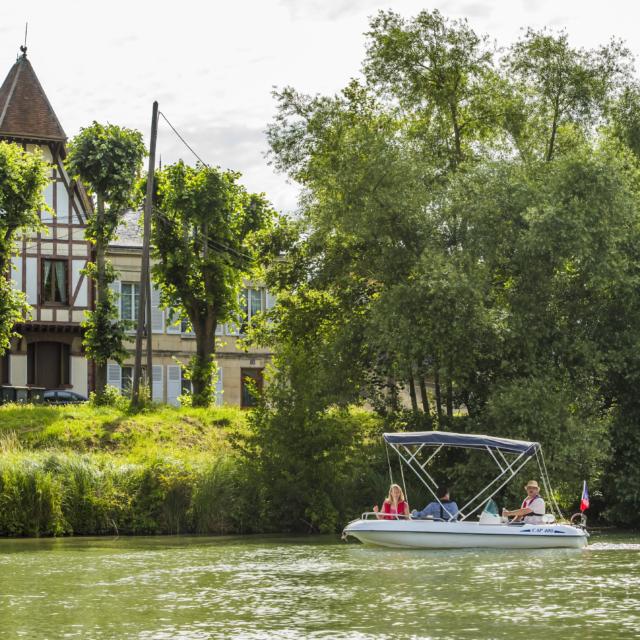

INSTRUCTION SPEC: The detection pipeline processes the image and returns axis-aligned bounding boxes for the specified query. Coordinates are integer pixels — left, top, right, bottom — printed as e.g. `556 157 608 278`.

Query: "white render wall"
71 356 88 397
9 354 27 386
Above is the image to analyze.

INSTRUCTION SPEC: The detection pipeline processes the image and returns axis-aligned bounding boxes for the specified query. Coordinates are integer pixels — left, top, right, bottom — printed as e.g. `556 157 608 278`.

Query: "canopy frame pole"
457 449 537 520
496 448 510 468
486 446 506 473
418 444 443 472
535 448 563 520
398 450 408 504
390 444 449 518
385 442 394 485
405 443 426 466
398 444 439 490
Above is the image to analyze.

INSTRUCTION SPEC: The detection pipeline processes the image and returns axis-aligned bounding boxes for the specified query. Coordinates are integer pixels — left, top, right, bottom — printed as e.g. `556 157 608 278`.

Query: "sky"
2 0 640 213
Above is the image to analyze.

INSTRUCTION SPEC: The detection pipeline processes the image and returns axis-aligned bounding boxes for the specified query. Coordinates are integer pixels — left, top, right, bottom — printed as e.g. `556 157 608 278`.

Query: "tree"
503 29 631 162
66 122 146 394
259 8 640 525
364 9 502 171
0 141 49 354
152 161 276 407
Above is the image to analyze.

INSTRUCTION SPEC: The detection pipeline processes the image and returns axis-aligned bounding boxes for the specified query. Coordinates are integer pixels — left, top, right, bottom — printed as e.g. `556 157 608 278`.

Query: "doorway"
27 341 70 388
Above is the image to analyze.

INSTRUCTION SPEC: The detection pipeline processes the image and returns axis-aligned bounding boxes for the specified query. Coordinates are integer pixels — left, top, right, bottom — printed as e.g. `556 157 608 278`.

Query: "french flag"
580 481 590 512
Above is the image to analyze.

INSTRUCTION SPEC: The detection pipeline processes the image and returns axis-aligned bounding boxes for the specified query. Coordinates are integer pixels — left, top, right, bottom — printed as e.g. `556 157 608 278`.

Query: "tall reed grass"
0 450 255 537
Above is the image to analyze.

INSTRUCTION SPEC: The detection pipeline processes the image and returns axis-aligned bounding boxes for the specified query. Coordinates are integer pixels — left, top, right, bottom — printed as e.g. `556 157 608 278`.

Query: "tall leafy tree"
259 10 640 526
66 122 146 394
0 141 49 354
503 29 631 161
364 9 498 169
152 161 276 407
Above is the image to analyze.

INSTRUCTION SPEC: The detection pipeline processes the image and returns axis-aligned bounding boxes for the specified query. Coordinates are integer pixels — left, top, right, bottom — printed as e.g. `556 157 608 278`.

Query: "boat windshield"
482 499 499 515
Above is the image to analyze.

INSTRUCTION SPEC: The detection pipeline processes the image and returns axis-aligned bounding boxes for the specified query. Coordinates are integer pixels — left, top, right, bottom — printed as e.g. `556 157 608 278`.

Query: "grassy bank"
0 403 246 455
0 404 254 536
0 403 386 537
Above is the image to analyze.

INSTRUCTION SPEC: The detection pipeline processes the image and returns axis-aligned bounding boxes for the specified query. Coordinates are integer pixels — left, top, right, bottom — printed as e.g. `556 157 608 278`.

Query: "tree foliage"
66 122 146 392
254 11 640 528
152 161 277 407
0 142 49 354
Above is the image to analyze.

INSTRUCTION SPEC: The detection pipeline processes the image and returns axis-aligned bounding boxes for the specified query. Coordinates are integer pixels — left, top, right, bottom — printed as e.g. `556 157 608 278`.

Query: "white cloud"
3 0 640 214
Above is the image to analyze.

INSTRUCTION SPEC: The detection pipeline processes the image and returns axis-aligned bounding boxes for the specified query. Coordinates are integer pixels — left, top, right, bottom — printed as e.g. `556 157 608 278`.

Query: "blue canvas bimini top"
383 431 539 456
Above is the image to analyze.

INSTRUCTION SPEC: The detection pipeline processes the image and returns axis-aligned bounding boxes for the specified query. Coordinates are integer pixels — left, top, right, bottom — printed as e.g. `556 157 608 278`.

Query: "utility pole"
132 101 158 406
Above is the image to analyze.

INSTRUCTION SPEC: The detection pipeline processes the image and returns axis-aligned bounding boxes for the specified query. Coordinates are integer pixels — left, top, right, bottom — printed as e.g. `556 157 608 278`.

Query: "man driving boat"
502 480 545 524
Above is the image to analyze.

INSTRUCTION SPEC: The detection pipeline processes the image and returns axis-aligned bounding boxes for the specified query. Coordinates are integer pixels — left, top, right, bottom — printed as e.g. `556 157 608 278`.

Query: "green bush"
0 456 68 536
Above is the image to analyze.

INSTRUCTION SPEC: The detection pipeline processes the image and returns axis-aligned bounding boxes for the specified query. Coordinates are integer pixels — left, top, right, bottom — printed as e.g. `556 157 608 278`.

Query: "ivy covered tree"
152 161 276 407
66 122 146 394
0 141 49 354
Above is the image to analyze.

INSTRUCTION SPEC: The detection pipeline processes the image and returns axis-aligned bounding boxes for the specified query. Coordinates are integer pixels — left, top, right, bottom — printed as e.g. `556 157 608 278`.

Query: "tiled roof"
111 209 143 248
0 53 66 142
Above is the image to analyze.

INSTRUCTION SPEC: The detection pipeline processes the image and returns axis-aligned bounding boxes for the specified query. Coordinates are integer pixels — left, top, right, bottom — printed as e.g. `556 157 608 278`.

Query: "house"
107 210 274 407
0 50 273 406
0 49 92 395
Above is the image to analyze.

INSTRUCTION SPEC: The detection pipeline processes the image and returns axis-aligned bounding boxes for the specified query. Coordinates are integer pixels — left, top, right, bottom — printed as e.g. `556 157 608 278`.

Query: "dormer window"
42 259 68 305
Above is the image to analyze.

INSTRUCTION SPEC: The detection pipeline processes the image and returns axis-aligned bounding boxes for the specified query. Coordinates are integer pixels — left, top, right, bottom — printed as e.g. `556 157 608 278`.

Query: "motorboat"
342 431 589 549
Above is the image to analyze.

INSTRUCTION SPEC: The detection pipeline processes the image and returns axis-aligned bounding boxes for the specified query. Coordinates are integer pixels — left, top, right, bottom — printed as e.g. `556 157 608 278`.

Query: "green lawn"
0 403 247 459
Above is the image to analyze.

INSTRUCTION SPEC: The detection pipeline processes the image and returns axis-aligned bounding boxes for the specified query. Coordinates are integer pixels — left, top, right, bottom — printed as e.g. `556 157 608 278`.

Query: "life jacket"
382 500 407 520
521 494 544 515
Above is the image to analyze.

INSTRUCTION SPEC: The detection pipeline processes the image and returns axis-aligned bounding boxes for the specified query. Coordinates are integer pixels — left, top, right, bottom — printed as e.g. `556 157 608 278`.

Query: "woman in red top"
373 484 410 520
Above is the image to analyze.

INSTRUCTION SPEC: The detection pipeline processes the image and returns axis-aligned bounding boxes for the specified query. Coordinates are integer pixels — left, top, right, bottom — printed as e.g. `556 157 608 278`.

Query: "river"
1 532 638 639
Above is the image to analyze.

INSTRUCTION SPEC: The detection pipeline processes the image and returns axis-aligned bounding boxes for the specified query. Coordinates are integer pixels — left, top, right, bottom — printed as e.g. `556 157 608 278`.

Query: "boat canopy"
383 431 539 456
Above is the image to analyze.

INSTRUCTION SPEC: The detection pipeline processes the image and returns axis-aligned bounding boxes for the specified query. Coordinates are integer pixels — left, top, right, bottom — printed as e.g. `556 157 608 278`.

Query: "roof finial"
19 23 28 58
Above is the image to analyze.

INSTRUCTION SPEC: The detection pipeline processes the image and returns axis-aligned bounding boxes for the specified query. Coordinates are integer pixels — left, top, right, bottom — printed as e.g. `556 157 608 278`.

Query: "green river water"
1 532 639 639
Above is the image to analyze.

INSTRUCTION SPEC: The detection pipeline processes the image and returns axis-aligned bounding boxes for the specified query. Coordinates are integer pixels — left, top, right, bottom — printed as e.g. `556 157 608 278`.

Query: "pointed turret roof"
0 51 66 142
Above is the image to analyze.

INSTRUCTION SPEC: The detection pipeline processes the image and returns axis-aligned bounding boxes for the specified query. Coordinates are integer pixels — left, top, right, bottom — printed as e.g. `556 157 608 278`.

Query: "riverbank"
0 403 252 536
0 403 384 537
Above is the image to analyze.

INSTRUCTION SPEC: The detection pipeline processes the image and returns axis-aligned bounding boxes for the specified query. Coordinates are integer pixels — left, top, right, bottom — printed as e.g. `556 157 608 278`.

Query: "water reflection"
0 533 638 639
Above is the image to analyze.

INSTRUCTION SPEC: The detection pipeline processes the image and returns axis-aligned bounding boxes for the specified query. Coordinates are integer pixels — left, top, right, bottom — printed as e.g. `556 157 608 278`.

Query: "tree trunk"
191 312 217 407
419 376 430 415
546 98 560 162
387 376 400 414
434 367 443 427
408 371 418 413
449 101 463 167
446 374 453 419
94 195 107 395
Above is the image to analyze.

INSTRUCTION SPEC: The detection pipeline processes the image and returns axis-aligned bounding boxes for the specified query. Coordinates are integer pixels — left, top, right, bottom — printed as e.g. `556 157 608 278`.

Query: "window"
241 368 263 408
121 366 133 393
56 181 69 224
181 369 192 395
41 259 68 304
181 318 194 335
41 181 54 222
121 365 149 394
240 288 264 334
121 283 140 327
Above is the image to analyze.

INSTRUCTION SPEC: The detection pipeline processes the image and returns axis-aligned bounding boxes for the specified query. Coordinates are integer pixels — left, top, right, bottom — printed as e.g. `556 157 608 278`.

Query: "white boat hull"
343 519 588 549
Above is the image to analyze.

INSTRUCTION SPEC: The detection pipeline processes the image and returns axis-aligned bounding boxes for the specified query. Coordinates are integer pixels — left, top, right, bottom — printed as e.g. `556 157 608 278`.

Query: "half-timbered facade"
0 49 273 405
0 51 92 395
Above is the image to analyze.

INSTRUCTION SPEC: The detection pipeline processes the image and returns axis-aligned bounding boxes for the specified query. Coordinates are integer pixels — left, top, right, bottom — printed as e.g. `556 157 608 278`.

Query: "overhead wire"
158 111 211 169
151 206 254 267
154 110 257 266
17 112 254 265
